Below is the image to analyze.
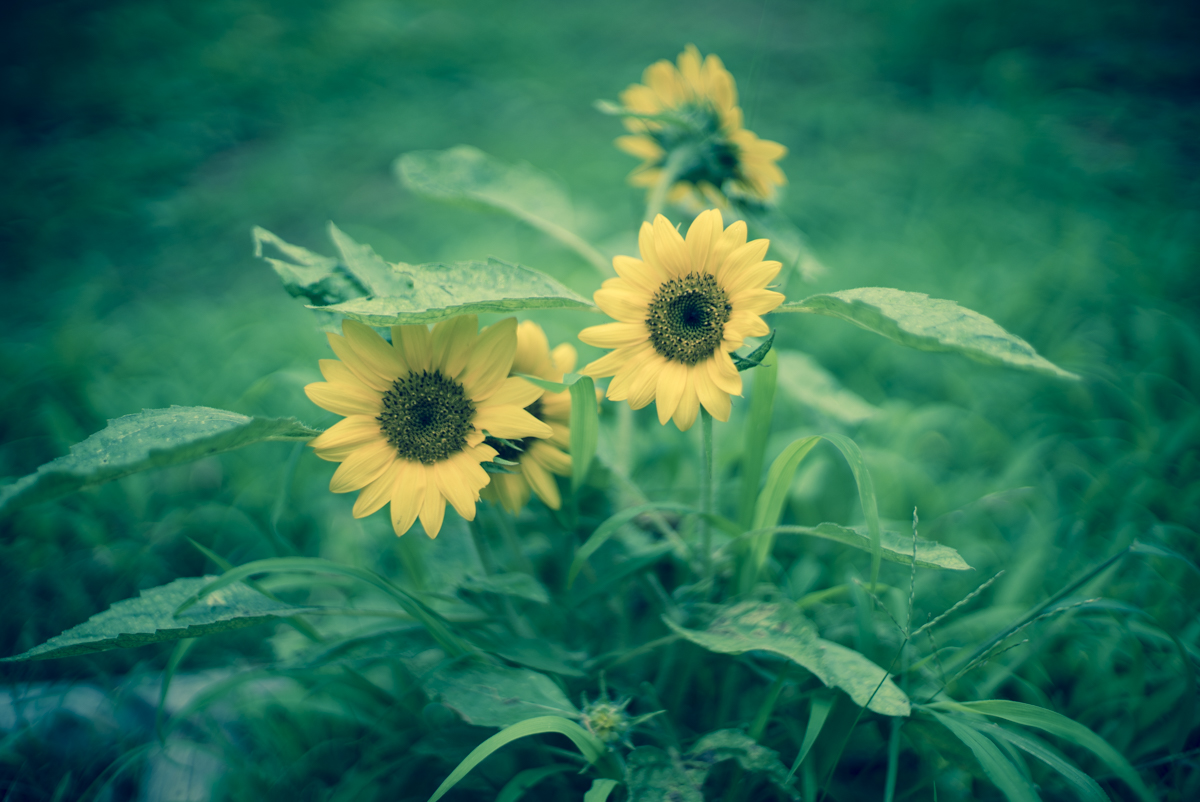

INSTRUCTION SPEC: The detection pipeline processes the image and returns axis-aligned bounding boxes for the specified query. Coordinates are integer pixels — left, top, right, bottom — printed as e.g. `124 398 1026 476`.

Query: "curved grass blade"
397 145 610 276
3 577 319 662
738 349 778 529
776 287 1078 380
930 700 1154 802
784 696 833 783
568 502 739 589
426 716 607 802
583 779 621 802
0 407 320 516
743 436 820 590
930 712 1040 802
174 557 468 657
819 433 883 589
155 637 196 741
570 376 598 492
496 766 576 802
758 523 970 571
983 724 1110 802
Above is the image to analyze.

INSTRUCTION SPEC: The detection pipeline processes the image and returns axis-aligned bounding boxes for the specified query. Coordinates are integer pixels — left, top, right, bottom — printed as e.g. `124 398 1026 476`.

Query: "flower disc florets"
646 272 733 365
378 370 474 464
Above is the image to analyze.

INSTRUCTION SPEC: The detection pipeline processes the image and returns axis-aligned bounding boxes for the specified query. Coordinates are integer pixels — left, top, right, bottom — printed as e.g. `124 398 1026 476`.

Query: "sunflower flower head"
305 316 551 538
480 321 576 514
579 209 784 431
615 45 787 207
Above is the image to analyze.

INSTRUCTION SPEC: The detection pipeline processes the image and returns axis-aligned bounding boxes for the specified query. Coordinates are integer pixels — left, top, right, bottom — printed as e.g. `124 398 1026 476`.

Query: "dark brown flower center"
377 370 474 464
645 272 732 365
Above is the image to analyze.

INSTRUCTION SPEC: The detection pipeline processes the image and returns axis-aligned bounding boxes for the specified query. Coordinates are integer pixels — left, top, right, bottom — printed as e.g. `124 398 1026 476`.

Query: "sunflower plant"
4 44 1172 802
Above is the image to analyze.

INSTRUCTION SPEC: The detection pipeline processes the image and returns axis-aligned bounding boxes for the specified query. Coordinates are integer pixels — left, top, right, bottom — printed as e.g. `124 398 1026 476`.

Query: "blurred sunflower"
615 44 787 206
481 321 575 513
580 209 783 431
305 316 551 537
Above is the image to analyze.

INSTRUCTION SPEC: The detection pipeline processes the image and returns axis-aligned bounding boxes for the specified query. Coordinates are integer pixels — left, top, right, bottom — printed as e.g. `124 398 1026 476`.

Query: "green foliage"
0 406 319 516
777 288 1079 379
256 223 595 325
422 660 578 728
765 522 971 571
2 577 316 662
666 601 910 716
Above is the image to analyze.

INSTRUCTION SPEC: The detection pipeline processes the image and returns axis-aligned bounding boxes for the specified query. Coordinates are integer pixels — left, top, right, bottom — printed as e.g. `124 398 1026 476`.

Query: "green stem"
701 408 715 587
467 517 497 576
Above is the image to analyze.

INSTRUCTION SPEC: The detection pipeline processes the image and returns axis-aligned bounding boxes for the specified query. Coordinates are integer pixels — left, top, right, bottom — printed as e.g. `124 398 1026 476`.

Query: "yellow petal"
319 359 372 390
727 310 770 339
330 439 395 493
550 343 577 375
419 481 446 538
342 320 406 382
615 135 663 160
434 459 476 521
711 220 748 273
390 460 425 536
353 463 399 518
578 322 649 349
431 315 478 379
513 320 551 376
716 239 771 287
521 458 561 510
594 288 650 324
730 288 785 316
460 318 518 400
306 381 383 417
708 351 743 396
673 371 700 431
627 355 664 410
548 421 570 448
393 325 432 373
327 332 389 392
309 414 383 453
613 254 667 294
693 365 732 421
654 359 688 425
528 441 571 475
652 215 691 277
474 406 553 439
477 375 543 409
686 209 723 275
723 261 781 298
580 342 646 378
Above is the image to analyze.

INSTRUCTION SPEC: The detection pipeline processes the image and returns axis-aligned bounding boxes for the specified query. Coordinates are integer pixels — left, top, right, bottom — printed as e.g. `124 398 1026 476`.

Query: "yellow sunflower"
579 209 784 431
481 321 576 513
305 316 551 538
615 44 787 206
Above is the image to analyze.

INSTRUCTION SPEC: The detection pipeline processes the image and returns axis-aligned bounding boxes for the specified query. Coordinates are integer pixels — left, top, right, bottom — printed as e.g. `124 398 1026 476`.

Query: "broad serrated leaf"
686 730 798 799
396 145 609 274
776 287 1078 379
775 350 879 424
3 577 317 661
626 747 704 802
422 660 579 728
666 602 910 716
764 522 971 570
458 573 550 604
0 407 321 516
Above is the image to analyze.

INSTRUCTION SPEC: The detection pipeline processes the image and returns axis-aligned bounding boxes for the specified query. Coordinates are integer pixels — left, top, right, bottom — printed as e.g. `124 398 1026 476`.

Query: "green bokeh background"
2 0 1198 798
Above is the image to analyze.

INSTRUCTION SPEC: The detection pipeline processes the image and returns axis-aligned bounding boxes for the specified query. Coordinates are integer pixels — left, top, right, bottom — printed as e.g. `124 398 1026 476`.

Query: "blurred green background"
2 0 1198 798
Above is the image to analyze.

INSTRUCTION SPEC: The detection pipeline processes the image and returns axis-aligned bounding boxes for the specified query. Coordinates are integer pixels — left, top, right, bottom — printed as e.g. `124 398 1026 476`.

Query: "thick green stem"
701 408 715 585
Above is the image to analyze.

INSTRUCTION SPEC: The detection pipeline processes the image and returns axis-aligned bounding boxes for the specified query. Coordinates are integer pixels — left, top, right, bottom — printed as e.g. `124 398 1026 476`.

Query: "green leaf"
819 433 883 589
775 287 1079 379
3 577 317 662
931 712 1040 802
423 660 579 728
982 724 1110 802
785 696 833 782
626 746 704 802
774 350 878 424
496 766 576 802
763 522 971 571
583 778 621 802
687 730 798 799
731 331 776 371
665 602 910 716
426 716 606 802
738 350 778 530
458 572 549 604
743 436 821 591
0 407 320 516
252 225 365 306
570 375 598 492
396 145 609 274
930 700 1154 802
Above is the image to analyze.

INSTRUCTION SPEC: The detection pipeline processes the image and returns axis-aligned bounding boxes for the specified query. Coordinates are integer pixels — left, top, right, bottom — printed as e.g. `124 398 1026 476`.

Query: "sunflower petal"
709 351 743 396
686 209 723 275
730 288 786 315
434 460 477 521
419 482 446 538
319 359 372 390
594 288 650 324
353 463 399 518
652 214 691 277
306 381 382 417
717 239 771 286
580 343 641 378
474 406 553 439
432 315 478 378
309 415 383 454
389 461 425 536
460 318 517 400
528 441 571 475
327 332 390 391
655 359 688 425
513 320 551 376
578 321 649 349
673 371 700 431
477 375 543 409
550 342 577 375
343 320 406 382
394 325 432 373
330 439 395 493
627 355 664 409
522 458 561 510
694 365 732 421
723 261 782 298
